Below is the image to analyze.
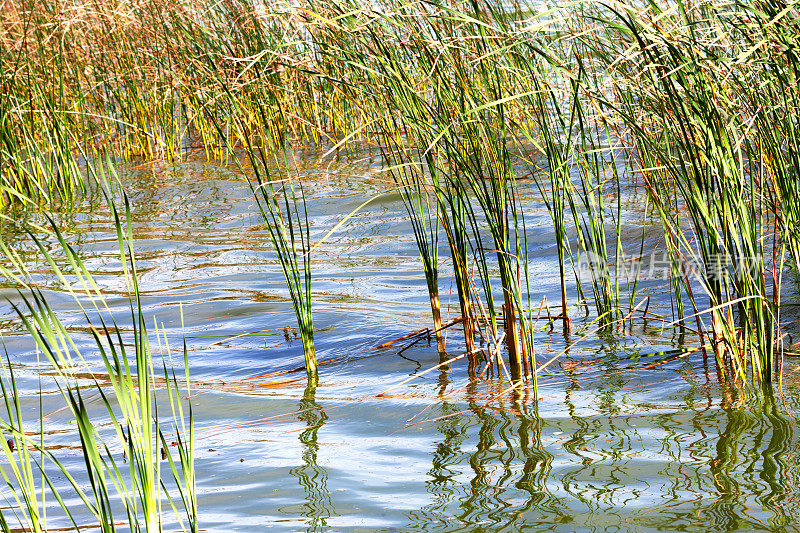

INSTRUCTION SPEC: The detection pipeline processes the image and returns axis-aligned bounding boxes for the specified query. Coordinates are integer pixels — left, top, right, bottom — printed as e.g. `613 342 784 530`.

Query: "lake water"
2 151 800 532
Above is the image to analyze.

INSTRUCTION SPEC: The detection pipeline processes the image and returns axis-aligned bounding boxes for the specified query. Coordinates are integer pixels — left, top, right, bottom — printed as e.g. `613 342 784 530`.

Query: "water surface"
3 152 800 532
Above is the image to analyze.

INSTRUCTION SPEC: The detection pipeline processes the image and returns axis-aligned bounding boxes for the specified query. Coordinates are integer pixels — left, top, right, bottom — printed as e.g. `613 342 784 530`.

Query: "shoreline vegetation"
1 0 799 530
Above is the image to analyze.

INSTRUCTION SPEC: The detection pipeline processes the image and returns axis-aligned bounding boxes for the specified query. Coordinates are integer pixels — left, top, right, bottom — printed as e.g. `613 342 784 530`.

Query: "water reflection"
407 401 466 530
514 410 557 517
696 390 797 531
289 379 334 532
759 394 796 529
405 384 564 530
398 372 800 532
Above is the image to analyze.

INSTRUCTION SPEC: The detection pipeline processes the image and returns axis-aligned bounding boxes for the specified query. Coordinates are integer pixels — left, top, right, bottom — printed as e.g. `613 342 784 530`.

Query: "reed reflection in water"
288 380 334 531
399 380 800 532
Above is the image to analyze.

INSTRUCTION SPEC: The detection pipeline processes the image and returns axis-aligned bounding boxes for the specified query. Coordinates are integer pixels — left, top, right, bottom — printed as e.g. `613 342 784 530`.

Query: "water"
3 152 800 532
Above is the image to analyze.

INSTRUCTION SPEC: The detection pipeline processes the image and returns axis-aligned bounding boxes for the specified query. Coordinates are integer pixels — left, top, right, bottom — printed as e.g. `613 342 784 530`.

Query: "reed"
204 58 319 378
513 59 581 336
305 1 488 357
7 3 800 531
586 0 787 384
567 76 627 329
0 174 197 531
317 0 542 379
378 135 445 352
253 163 318 379
0 350 59 533
4 0 799 392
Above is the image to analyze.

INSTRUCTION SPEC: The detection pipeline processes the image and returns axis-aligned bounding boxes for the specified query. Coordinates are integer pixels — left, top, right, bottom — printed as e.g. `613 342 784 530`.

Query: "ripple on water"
3 157 800 532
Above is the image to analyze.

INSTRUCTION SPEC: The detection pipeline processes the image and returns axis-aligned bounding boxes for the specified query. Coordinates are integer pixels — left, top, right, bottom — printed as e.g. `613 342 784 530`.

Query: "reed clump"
3 0 799 388
0 171 197 531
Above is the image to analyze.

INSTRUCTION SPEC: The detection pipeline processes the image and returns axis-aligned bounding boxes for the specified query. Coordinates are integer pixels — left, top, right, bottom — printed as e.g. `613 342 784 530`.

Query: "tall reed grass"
3 0 798 392
586 0 795 385
0 174 197 530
